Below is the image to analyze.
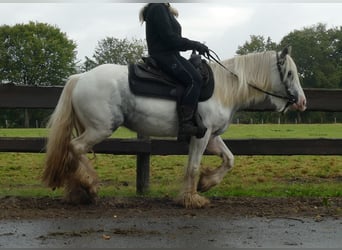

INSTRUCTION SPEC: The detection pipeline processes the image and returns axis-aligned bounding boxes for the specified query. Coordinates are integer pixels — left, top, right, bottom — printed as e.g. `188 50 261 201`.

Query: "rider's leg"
152 53 207 141
177 56 207 139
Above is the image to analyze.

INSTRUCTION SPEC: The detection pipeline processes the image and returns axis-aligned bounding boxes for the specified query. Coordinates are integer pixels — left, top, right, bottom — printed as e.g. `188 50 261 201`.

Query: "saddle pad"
128 61 214 102
129 64 181 101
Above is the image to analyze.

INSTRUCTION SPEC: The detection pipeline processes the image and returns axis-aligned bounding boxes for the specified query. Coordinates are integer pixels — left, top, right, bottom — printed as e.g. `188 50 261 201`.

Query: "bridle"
206 50 297 112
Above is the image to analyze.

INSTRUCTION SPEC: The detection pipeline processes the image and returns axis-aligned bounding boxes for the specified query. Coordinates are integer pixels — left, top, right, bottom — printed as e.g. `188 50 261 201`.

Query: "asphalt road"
1 216 341 248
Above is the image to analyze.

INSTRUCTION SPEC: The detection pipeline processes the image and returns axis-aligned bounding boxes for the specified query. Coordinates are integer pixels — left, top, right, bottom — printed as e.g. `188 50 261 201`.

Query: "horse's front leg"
176 132 211 208
197 135 234 192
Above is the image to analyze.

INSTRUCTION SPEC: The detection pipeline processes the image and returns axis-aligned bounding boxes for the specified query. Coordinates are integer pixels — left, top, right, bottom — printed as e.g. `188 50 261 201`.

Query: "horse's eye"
288 71 292 78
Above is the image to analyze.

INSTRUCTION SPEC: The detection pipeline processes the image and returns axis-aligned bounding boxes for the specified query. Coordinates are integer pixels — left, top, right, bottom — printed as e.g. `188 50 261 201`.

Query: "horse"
42 46 307 208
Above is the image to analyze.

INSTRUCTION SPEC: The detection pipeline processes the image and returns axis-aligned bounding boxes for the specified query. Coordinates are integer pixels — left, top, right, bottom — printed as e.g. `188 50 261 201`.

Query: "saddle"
128 54 214 102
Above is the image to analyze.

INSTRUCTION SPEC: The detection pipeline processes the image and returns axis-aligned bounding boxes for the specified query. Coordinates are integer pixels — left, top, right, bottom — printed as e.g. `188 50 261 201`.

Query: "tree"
236 35 277 55
82 37 146 71
279 23 342 89
0 21 77 86
0 22 77 128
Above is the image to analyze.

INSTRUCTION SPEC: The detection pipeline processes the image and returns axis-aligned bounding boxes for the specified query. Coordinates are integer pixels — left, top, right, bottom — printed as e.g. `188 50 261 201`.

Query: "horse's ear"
280 46 292 59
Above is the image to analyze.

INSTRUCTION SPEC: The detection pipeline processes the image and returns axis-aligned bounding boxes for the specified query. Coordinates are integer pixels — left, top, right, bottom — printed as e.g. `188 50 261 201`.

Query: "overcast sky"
1 1 342 63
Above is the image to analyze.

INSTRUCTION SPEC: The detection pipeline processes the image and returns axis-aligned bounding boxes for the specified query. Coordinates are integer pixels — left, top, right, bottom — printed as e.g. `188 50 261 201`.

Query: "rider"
139 3 209 141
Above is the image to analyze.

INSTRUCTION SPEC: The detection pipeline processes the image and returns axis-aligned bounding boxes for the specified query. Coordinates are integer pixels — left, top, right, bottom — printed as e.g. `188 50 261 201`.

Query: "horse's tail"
42 75 81 189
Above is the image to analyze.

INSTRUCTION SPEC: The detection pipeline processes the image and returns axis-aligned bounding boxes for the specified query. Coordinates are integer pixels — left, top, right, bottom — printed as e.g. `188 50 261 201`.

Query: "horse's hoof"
175 192 210 209
197 167 221 193
197 169 214 192
65 186 97 205
197 180 210 193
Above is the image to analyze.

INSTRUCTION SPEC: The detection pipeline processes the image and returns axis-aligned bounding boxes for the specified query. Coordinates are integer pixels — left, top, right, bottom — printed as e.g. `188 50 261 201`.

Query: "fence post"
136 134 150 195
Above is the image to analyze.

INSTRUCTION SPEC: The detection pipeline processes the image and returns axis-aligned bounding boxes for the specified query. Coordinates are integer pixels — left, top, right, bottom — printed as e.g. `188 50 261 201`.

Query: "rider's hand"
193 41 209 57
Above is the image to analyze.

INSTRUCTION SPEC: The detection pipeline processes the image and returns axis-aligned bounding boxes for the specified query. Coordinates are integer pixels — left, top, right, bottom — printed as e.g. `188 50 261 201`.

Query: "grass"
0 123 341 139
224 124 342 139
0 124 341 198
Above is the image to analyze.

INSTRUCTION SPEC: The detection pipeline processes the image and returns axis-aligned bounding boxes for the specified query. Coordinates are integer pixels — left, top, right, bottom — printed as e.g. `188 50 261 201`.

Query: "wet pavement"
1 216 341 248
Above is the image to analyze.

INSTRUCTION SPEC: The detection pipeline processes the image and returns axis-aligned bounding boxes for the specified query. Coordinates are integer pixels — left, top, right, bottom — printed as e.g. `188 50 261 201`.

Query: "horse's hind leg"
197 135 234 192
64 153 99 204
65 128 112 204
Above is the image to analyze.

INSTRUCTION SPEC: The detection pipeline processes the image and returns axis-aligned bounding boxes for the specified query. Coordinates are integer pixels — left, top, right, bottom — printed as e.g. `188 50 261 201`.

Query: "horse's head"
269 46 307 112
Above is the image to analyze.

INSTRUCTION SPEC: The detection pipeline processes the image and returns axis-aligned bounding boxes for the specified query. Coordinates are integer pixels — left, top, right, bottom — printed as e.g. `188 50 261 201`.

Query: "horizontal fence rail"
0 84 342 111
0 137 342 156
1 84 341 193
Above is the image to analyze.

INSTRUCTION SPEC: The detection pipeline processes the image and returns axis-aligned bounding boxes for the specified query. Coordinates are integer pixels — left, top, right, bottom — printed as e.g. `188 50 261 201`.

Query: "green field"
0 124 341 198
0 123 341 139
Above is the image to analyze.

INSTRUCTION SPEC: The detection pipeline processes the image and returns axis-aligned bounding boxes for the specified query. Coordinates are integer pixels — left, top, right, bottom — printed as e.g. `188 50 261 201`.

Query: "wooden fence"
0 84 341 193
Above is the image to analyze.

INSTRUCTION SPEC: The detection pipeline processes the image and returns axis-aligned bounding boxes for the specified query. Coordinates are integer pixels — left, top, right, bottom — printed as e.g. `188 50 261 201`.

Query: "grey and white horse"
42 47 306 208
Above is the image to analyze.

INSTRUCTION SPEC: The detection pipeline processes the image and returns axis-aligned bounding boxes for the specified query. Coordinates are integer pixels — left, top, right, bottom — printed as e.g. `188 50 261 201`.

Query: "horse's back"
73 64 128 95
81 64 128 85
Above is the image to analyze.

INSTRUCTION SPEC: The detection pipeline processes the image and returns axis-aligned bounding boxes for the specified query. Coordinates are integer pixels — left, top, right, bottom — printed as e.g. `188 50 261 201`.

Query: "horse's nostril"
301 97 307 107
298 96 307 111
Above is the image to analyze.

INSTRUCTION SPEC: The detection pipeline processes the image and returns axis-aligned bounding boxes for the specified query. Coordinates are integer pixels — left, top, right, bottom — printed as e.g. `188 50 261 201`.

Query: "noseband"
207 50 297 112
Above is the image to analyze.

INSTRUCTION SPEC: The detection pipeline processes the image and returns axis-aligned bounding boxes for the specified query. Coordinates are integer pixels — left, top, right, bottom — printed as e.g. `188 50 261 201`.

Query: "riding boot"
177 105 198 142
177 105 207 142
194 111 207 139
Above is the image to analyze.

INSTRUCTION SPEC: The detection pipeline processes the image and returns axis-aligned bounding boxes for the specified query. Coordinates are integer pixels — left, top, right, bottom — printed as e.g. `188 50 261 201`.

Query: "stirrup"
177 133 191 143
177 119 207 142
194 113 207 138
177 121 197 142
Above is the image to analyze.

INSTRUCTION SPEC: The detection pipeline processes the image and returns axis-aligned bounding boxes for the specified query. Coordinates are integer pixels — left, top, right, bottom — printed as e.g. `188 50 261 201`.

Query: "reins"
205 49 297 111
207 49 238 78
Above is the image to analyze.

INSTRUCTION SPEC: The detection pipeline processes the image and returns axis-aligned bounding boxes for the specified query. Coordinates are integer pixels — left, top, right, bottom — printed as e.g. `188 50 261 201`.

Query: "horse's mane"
211 51 275 108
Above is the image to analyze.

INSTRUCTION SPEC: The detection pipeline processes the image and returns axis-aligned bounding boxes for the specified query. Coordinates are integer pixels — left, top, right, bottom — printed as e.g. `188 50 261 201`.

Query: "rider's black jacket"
142 3 196 56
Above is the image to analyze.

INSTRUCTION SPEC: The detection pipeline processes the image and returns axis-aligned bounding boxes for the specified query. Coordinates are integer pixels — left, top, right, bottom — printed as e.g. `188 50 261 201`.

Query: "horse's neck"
212 52 273 109
232 52 273 88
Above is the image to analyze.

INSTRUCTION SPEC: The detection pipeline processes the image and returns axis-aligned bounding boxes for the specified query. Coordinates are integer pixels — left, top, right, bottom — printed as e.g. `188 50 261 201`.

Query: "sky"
1 1 342 64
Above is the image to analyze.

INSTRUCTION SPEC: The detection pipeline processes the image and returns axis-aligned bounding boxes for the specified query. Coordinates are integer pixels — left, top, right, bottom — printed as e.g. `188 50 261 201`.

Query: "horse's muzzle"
291 95 307 112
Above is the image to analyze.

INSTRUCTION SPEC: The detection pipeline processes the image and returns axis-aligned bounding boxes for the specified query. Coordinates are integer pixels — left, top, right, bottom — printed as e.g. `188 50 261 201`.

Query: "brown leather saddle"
128 54 214 102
